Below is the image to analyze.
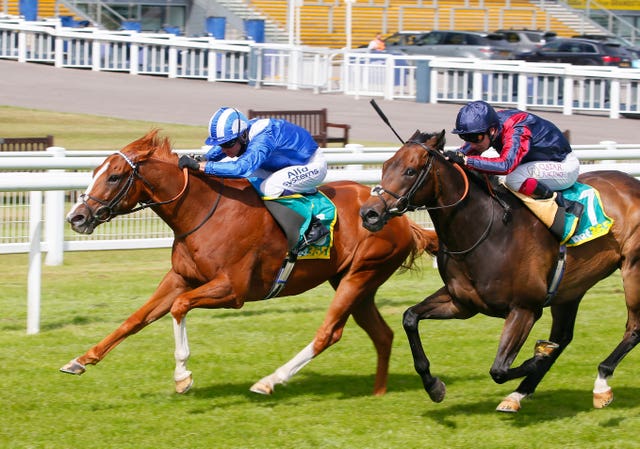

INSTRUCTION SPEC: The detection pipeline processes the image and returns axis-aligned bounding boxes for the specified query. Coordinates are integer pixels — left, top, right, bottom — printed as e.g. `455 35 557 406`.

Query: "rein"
82 151 222 238
370 140 470 216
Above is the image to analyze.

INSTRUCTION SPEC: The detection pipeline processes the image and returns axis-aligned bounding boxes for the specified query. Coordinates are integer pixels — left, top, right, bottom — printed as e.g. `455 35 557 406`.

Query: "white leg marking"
593 373 610 394
173 317 192 382
250 341 316 394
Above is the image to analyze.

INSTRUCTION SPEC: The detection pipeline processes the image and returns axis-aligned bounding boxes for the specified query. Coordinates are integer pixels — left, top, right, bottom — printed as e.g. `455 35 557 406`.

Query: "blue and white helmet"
205 107 249 146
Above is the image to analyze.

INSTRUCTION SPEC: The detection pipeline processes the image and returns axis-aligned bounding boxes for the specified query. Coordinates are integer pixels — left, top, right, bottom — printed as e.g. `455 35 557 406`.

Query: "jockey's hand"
179 155 200 170
444 150 466 166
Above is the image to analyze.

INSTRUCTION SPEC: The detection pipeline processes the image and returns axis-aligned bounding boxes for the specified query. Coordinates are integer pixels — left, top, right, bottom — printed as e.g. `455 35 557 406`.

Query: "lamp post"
345 0 355 49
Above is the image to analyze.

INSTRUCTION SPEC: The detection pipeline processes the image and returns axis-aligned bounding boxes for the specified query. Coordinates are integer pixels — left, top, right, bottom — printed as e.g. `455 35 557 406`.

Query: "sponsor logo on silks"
284 168 320 187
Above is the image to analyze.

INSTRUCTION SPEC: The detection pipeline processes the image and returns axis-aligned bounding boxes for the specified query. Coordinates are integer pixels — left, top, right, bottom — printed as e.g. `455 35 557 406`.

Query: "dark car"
573 34 640 66
391 30 514 59
495 29 557 53
515 37 635 67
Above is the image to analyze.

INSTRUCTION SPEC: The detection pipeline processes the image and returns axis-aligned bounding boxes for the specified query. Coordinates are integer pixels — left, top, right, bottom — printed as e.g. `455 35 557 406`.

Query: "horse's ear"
407 129 421 142
435 129 446 151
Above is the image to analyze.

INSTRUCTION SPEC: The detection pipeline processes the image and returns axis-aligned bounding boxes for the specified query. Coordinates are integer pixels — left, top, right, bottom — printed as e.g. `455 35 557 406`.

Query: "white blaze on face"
66 161 111 220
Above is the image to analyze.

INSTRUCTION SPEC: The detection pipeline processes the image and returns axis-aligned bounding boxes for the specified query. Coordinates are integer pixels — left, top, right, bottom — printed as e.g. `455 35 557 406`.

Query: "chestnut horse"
61 130 438 396
360 130 640 412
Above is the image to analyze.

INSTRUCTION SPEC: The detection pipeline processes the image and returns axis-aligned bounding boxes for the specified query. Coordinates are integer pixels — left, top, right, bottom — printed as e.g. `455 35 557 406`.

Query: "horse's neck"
429 173 498 243
153 170 264 235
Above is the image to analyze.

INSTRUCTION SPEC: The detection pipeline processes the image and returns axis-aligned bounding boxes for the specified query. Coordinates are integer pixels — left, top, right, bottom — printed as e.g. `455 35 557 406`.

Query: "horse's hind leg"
251 280 383 395
497 300 581 413
250 294 353 395
593 264 640 408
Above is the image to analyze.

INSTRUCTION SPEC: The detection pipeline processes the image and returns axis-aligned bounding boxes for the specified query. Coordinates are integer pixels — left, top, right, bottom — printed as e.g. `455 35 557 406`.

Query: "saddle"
510 182 613 246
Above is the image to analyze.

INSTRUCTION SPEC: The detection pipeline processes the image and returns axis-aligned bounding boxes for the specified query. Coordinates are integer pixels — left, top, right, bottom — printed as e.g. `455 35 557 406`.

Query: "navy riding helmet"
451 100 500 135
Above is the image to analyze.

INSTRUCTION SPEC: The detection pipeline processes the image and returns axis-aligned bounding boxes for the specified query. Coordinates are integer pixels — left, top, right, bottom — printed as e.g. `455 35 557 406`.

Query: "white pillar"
27 191 43 335
45 147 65 266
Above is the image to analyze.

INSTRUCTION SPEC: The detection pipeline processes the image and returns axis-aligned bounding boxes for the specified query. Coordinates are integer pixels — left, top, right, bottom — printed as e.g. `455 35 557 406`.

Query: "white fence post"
27 191 42 335
45 147 66 266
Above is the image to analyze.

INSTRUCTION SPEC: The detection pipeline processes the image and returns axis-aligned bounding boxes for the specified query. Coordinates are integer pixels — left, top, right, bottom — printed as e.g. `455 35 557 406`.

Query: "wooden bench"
247 108 350 147
0 135 54 151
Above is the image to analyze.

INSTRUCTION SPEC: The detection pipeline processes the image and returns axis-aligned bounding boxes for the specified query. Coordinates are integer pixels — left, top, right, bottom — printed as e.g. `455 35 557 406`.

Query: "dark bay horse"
360 130 640 412
61 130 438 396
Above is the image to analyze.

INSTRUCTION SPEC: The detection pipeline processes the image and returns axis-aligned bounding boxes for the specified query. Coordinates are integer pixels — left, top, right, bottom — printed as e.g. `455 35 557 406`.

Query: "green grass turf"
0 250 638 449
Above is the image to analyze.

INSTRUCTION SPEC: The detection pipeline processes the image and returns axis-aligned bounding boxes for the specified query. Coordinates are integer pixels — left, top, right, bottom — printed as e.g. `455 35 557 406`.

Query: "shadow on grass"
177 371 487 408
421 386 640 426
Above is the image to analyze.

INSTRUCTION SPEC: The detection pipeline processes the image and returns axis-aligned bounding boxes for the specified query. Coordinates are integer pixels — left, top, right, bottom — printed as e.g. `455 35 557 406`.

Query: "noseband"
81 151 189 223
370 140 469 217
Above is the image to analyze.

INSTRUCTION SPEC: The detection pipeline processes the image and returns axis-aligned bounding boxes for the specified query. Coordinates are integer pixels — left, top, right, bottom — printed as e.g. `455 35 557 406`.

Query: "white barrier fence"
2 17 640 117
3 142 640 334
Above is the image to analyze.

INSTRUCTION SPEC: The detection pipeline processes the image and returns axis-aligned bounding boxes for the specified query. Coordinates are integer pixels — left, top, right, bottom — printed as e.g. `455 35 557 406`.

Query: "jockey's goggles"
459 133 485 143
219 138 238 149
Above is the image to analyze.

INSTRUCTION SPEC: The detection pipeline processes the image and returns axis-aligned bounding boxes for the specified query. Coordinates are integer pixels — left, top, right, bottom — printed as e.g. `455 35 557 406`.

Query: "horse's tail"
402 219 438 271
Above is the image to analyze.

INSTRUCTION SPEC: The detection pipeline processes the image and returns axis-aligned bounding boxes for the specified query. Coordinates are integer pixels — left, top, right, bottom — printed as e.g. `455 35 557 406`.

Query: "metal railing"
1 17 640 117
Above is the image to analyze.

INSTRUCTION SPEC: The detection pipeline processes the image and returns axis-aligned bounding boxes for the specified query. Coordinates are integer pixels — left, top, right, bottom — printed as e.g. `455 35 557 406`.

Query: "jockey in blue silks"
179 107 327 197
178 106 329 243
444 100 583 218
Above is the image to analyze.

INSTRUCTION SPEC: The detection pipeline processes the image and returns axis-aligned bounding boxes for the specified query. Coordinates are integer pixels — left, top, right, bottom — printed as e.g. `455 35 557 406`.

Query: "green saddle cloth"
561 182 614 246
249 179 337 259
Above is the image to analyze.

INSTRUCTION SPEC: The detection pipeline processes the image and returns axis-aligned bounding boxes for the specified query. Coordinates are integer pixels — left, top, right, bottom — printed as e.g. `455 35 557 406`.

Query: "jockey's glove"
444 150 466 166
179 155 200 170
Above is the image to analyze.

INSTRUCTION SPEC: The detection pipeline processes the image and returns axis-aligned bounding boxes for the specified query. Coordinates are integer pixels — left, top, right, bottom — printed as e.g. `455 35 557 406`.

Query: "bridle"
369 140 469 217
80 151 190 224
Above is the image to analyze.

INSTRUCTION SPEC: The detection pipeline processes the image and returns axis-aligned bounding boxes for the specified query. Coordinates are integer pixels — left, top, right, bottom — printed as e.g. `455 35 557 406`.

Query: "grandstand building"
3 0 639 47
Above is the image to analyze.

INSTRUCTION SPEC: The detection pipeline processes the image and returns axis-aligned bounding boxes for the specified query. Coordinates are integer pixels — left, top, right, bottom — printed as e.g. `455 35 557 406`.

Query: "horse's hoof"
250 381 274 395
427 378 446 403
496 397 521 413
175 375 193 394
59 358 86 375
593 389 613 409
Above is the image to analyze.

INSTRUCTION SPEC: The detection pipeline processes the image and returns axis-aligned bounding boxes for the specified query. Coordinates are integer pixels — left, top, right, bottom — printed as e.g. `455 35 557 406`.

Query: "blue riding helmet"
451 100 500 135
205 107 249 146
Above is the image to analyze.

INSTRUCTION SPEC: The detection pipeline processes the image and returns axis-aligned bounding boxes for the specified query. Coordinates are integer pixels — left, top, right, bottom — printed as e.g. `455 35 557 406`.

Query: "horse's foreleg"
60 270 187 375
169 274 241 392
489 307 540 386
403 287 474 403
173 317 193 394
501 300 581 412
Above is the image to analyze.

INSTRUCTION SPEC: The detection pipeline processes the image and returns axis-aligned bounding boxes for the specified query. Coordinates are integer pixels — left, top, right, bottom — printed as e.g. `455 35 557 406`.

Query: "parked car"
389 30 514 59
515 37 635 67
572 34 640 66
357 31 429 50
495 29 557 53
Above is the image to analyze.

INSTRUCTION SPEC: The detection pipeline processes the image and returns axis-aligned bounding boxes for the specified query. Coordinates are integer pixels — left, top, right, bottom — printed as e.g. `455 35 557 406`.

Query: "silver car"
391 30 514 59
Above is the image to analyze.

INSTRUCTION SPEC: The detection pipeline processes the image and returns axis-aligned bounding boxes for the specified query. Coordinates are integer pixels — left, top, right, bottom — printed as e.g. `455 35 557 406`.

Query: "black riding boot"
531 181 583 218
304 216 329 245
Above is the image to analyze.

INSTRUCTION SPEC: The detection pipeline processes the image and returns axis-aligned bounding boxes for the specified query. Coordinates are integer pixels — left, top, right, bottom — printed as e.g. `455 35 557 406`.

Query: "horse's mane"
124 129 177 164
408 129 446 151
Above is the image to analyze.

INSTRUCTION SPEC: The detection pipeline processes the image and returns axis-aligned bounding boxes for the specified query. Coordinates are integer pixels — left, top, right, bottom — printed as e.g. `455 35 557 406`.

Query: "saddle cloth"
249 179 337 259
511 182 614 246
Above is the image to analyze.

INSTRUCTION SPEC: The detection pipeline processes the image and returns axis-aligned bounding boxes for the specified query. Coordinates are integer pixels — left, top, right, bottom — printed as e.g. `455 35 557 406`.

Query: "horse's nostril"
365 210 379 222
68 214 86 225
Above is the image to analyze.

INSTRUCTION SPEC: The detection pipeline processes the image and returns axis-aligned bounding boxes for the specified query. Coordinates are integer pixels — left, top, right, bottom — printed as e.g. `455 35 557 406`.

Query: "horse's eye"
107 174 120 183
404 168 417 177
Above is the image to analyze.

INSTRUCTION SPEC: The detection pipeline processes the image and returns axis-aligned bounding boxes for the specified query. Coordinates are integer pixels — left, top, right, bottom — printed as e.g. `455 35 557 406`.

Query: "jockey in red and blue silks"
444 100 582 217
